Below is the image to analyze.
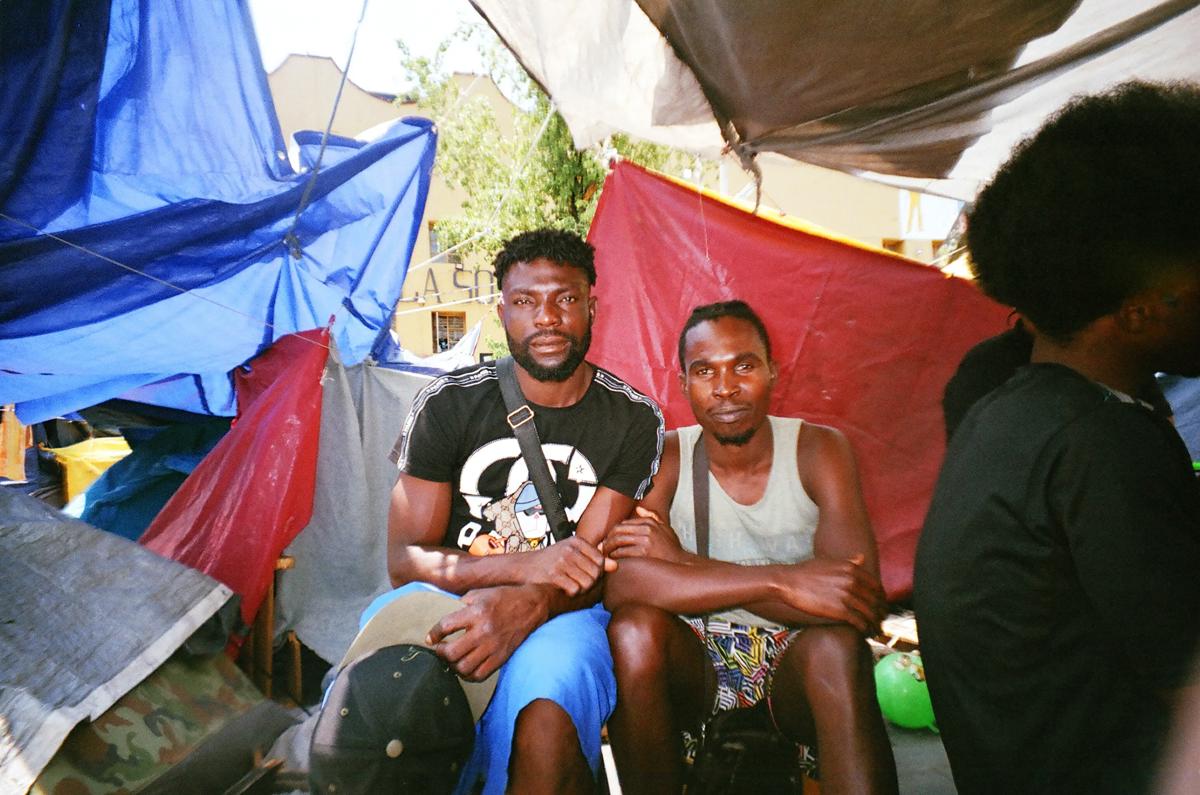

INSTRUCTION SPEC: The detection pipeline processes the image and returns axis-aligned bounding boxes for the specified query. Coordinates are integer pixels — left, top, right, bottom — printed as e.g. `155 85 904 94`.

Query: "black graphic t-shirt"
391 361 664 553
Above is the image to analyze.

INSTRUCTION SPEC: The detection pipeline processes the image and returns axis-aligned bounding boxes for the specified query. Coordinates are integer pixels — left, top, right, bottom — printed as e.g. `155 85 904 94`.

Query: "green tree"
397 24 710 261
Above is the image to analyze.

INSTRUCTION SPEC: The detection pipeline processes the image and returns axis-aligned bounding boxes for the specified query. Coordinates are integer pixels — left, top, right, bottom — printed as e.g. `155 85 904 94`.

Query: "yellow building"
267 54 952 358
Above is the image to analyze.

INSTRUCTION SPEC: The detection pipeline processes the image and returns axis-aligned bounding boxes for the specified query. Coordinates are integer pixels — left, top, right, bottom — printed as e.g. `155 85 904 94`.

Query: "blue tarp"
1160 374 1200 462
0 0 436 423
65 420 231 541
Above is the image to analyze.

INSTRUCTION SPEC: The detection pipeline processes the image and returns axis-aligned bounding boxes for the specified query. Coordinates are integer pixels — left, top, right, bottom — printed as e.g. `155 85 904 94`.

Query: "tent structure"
1 2 439 788
469 0 1200 199
4 0 1138 785
0 0 436 423
587 162 1010 598
128 163 1009 667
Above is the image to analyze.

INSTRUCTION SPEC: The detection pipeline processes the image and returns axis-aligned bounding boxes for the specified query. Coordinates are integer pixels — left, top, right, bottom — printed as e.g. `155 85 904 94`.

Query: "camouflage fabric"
31 653 262 795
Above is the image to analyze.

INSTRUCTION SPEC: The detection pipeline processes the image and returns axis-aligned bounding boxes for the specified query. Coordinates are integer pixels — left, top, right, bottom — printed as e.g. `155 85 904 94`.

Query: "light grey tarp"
274 350 432 665
0 489 232 794
237 351 434 779
469 0 1200 199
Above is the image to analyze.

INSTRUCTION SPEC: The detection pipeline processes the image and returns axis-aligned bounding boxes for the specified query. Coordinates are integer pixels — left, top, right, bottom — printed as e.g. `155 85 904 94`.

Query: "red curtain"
587 163 1009 599
141 329 327 630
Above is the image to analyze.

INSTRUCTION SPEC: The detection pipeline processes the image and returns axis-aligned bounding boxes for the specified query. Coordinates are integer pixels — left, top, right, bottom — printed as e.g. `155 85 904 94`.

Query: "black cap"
308 644 476 795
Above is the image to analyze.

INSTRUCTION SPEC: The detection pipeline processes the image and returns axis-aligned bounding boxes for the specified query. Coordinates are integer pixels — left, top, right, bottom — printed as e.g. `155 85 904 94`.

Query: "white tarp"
379 319 484 374
274 351 432 664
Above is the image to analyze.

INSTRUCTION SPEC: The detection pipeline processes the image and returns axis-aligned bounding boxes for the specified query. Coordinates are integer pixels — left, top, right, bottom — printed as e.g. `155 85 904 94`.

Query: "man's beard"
709 412 765 447
713 428 756 446
508 326 592 382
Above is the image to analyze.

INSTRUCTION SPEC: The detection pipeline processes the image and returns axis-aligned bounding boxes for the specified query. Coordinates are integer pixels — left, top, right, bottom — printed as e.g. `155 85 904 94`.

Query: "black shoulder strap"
691 431 710 558
496 356 575 542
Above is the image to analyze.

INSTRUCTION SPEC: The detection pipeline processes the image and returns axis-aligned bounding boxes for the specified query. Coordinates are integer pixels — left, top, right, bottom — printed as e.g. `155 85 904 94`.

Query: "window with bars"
432 311 467 351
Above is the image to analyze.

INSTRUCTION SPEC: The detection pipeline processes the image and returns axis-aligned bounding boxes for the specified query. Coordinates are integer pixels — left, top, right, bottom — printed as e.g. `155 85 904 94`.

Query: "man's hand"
427 584 553 681
776 554 888 634
522 536 615 596
607 506 689 564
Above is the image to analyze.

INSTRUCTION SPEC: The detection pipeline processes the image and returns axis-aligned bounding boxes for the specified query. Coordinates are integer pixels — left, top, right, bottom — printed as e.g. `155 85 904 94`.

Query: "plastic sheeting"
65 419 231 541
0 488 233 794
375 319 484 375
139 329 327 631
586 163 1011 598
274 353 432 664
470 0 1200 199
0 0 436 423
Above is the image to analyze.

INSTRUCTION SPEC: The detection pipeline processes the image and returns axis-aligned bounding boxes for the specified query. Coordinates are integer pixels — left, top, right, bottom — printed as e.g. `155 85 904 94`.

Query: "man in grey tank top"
603 300 897 793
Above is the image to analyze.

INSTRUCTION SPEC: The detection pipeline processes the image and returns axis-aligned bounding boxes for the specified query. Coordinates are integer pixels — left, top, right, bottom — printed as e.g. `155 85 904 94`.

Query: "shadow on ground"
889 722 956 794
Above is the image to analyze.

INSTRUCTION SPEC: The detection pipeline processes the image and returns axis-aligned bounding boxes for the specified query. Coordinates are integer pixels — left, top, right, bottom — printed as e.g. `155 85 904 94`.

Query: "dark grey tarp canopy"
469 0 1200 198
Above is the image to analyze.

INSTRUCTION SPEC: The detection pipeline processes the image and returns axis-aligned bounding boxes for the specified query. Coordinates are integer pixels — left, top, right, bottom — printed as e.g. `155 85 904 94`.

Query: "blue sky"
247 0 486 93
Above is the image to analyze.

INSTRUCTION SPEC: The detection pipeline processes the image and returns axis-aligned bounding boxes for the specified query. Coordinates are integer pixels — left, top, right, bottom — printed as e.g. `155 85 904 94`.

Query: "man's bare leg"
770 625 898 795
509 698 593 793
608 604 713 795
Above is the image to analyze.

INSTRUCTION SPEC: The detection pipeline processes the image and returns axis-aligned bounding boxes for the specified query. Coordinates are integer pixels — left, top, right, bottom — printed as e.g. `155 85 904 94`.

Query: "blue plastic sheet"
65 420 230 541
0 0 111 228
0 0 436 423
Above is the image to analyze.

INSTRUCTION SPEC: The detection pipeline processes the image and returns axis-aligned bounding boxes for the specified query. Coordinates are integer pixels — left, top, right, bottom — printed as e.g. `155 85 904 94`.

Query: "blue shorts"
361 584 616 795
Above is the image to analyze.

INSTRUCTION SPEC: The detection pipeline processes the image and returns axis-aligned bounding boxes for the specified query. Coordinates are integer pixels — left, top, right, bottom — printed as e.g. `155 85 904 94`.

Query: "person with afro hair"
915 82 1200 794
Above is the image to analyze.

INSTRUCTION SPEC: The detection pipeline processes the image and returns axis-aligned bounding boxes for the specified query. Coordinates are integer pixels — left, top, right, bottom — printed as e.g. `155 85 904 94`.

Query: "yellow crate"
46 437 132 501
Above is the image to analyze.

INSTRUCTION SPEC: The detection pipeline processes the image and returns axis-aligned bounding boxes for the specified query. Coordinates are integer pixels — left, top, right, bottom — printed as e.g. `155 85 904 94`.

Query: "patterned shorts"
681 616 816 772
685 616 798 713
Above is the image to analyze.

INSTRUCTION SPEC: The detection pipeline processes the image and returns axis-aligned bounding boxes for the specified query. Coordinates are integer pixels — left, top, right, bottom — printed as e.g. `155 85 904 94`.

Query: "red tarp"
587 162 1009 599
140 329 327 629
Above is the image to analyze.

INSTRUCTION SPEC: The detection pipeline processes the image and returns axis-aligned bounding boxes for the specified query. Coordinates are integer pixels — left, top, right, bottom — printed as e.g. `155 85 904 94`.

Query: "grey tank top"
670 416 818 627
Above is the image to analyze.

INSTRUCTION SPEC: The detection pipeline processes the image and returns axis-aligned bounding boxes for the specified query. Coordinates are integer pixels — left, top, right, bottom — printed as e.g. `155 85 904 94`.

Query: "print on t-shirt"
473 481 546 554
455 437 598 553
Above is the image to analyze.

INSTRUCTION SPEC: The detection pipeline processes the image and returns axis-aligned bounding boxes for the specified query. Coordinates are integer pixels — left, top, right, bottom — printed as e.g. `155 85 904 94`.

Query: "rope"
0 210 331 351
283 0 370 256
405 231 485 274
696 159 712 266
488 102 556 230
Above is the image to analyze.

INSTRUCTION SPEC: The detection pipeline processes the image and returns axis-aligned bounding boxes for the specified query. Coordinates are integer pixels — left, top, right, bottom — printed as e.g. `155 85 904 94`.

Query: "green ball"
874 651 936 730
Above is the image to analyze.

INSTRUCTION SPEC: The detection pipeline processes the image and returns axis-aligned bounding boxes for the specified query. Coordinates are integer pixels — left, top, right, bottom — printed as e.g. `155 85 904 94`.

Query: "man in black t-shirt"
387 229 663 794
942 319 1173 440
393 362 661 558
915 83 1200 794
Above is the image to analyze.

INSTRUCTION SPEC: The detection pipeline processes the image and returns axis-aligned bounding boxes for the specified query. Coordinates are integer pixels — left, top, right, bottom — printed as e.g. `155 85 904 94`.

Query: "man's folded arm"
604 555 882 634
801 424 881 577
604 556 779 614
